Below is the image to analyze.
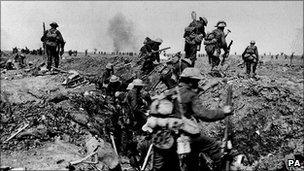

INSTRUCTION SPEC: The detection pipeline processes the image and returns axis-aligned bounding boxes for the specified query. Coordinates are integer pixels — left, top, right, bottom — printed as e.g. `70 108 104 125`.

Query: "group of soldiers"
12 47 44 55
38 14 298 170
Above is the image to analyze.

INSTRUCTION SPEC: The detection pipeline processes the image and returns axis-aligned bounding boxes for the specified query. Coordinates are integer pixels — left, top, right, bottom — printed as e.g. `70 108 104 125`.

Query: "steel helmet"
215 20 226 27
132 79 145 86
109 75 120 83
143 37 152 44
199 17 208 26
180 67 203 80
250 40 256 44
50 22 59 28
126 83 134 90
154 38 163 44
106 63 113 69
181 58 192 66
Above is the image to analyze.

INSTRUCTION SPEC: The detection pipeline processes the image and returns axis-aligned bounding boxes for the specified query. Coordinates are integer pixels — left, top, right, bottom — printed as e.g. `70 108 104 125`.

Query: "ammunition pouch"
244 54 257 62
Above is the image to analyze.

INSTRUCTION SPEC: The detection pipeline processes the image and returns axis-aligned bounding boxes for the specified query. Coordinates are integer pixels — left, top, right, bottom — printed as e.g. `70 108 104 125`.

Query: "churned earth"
1 52 303 170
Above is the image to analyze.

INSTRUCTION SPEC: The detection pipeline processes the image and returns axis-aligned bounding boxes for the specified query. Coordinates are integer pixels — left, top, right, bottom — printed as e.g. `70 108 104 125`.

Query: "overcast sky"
1 1 303 55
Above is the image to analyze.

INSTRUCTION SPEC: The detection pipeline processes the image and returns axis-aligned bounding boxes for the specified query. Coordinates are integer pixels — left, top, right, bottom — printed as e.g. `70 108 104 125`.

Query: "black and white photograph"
0 1 303 171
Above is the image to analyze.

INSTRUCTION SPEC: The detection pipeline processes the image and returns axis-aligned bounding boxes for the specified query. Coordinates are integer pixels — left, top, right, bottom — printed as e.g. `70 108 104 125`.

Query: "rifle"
137 47 171 64
221 84 233 171
221 40 233 66
42 22 46 61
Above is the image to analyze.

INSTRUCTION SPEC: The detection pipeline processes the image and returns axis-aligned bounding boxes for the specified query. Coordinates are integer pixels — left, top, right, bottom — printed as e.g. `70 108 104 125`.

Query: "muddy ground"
1 52 303 170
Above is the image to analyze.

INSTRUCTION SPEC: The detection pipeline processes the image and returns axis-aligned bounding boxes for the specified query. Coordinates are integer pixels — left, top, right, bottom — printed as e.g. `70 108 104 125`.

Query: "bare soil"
1 52 303 170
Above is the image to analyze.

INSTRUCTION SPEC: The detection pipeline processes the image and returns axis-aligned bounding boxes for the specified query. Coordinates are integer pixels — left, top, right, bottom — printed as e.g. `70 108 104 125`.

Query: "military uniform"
151 38 163 63
89 63 114 90
139 68 233 171
41 22 65 70
126 79 150 129
184 17 207 67
241 41 259 77
139 38 155 75
159 54 192 89
204 21 228 71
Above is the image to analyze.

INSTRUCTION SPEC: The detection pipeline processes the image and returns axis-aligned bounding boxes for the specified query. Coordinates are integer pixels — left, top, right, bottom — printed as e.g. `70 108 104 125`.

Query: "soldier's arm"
221 34 228 51
192 96 226 122
56 31 64 44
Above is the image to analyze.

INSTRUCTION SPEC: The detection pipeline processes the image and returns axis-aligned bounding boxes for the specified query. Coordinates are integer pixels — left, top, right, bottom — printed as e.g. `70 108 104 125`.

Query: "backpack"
204 30 220 55
45 29 59 46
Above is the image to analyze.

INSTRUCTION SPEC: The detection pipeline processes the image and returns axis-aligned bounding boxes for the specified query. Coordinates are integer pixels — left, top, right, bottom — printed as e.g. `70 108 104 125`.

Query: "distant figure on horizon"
41 22 65 71
242 40 259 78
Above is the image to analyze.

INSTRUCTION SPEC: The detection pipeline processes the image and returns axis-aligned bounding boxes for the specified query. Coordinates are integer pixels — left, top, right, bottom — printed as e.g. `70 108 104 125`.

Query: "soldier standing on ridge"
151 38 163 63
204 20 229 72
184 11 208 67
242 40 259 78
139 37 154 75
41 22 65 71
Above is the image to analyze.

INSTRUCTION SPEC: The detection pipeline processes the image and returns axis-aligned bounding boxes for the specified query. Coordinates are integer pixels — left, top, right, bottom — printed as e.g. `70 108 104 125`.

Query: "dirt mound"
198 68 303 170
1 53 303 170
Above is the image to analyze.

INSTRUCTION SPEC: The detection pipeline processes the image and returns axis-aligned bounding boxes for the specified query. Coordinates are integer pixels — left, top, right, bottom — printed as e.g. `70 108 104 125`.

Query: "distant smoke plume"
107 13 138 52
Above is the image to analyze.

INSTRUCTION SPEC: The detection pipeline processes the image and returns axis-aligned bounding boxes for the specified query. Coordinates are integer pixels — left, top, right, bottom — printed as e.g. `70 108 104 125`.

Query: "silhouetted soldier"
290 52 295 66
41 22 65 71
184 11 207 67
242 40 259 78
204 20 229 72
85 49 88 56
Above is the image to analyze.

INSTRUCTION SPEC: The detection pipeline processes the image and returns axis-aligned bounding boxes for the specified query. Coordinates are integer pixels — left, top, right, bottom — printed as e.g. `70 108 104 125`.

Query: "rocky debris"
0 100 88 151
1 53 303 170
198 71 303 170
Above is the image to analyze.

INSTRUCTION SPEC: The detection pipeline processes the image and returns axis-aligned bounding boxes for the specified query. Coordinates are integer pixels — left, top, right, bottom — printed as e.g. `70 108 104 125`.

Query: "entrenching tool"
225 29 231 38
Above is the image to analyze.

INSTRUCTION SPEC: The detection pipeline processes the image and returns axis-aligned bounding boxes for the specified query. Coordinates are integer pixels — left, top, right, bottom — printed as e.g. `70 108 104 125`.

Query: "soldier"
41 22 65 71
139 37 155 75
290 52 295 66
5 59 14 70
68 50 73 56
204 21 229 72
275 54 279 60
139 68 233 171
107 75 123 97
184 12 208 67
126 79 150 130
151 38 163 63
88 63 114 91
241 40 259 78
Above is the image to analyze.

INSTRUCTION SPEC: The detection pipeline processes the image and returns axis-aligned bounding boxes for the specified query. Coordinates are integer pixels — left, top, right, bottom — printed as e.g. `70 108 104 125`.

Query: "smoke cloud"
107 13 138 52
